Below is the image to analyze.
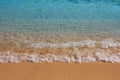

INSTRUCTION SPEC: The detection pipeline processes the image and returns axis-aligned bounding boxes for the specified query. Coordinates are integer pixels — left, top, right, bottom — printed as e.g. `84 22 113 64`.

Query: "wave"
29 39 120 48
0 51 120 63
0 39 120 63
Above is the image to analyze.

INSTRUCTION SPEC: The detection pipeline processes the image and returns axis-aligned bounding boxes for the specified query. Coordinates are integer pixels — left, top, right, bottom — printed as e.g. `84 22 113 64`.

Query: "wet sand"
0 62 120 80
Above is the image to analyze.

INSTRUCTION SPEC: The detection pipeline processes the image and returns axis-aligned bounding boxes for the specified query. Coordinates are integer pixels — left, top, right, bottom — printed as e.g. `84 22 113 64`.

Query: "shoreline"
0 51 120 63
0 33 120 63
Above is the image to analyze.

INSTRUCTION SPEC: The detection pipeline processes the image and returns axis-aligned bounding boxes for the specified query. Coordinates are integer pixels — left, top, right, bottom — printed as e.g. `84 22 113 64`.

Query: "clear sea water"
0 0 120 34
0 0 120 63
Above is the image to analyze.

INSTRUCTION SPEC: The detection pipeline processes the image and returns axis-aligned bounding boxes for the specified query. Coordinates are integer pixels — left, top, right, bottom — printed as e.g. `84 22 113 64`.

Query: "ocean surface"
0 0 120 63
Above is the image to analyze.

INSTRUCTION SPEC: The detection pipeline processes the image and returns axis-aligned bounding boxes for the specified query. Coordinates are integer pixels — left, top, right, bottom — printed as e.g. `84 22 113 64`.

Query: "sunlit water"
0 0 120 63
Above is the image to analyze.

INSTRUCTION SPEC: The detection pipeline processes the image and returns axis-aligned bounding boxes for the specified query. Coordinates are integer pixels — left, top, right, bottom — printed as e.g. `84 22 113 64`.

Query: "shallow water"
0 0 120 63
0 0 120 33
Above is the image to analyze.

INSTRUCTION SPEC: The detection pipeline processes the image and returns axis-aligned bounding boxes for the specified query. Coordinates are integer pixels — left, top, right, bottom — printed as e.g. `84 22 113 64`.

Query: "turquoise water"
0 0 120 63
0 0 120 20
0 0 120 34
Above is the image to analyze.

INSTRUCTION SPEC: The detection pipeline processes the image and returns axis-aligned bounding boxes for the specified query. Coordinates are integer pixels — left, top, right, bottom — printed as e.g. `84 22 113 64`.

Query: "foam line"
29 40 96 48
29 39 120 48
0 51 120 63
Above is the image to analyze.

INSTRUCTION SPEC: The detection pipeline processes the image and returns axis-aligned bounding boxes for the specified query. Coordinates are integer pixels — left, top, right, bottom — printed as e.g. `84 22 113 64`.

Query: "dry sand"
0 62 120 80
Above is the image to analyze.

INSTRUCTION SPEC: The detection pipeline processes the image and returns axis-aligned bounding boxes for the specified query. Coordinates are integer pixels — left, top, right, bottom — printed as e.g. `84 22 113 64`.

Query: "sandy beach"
0 62 120 80
0 0 120 80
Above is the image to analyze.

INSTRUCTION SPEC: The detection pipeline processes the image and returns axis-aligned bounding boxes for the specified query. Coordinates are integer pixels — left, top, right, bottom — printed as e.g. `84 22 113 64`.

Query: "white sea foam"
101 39 120 48
29 40 97 48
29 39 120 48
23 53 40 63
0 51 120 63
0 39 120 63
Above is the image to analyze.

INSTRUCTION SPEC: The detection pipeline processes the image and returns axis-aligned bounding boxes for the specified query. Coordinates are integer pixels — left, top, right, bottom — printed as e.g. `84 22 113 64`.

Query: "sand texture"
0 62 120 80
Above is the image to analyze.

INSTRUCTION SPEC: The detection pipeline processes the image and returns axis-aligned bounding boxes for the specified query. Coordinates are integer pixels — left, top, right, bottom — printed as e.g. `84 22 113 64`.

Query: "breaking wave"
0 39 120 63
0 51 120 63
29 39 120 48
